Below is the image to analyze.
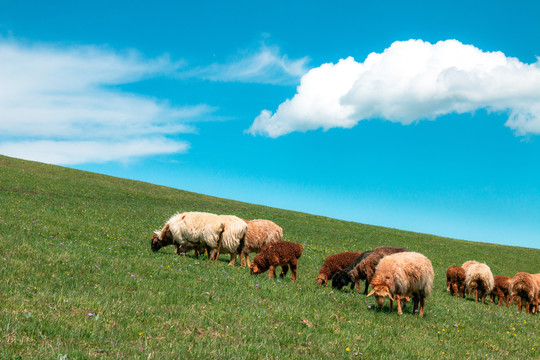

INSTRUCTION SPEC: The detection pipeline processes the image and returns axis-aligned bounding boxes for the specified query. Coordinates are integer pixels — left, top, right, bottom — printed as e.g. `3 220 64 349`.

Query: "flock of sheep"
151 211 537 317
446 261 540 315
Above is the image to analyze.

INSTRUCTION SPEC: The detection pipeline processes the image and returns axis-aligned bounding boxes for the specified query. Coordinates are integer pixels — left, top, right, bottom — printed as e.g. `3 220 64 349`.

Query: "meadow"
0 154 538 359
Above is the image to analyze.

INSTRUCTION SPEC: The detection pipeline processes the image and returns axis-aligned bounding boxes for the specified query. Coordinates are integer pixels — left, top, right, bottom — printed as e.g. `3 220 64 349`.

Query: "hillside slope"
1 155 538 359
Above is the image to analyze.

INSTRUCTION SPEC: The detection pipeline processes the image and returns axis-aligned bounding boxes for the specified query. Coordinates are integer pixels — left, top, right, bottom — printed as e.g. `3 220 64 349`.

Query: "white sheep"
465 263 495 304
367 251 434 317
214 215 248 266
151 212 224 259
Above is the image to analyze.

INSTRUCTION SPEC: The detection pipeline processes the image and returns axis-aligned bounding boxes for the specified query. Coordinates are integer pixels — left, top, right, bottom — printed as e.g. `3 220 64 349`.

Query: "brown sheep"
510 272 538 313
240 219 283 268
446 266 466 298
490 275 512 306
250 241 303 282
316 252 362 286
532 274 540 314
367 251 434 317
347 246 408 294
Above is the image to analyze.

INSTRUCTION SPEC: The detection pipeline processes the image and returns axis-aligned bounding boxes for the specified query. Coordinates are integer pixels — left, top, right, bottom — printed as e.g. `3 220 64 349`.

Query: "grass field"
1 154 539 359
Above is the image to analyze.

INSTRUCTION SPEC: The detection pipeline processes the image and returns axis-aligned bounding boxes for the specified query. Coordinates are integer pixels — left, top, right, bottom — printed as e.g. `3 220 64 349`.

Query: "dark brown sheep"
490 275 512 306
510 272 538 313
316 252 362 286
347 246 408 293
331 251 374 292
446 266 466 298
250 241 303 282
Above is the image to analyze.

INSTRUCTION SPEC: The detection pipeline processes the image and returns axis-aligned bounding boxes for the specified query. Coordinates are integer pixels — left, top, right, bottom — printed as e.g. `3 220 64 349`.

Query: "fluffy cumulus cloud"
248 39 540 137
0 40 212 165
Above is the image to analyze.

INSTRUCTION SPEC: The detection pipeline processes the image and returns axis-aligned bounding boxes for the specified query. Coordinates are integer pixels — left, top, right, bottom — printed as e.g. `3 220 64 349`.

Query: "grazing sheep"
212 215 248 266
510 272 538 313
151 212 223 258
346 247 408 295
316 252 362 286
532 274 540 314
490 275 512 306
446 266 466 298
250 241 303 282
462 260 479 272
240 219 283 267
367 251 434 317
331 251 373 292
465 263 495 304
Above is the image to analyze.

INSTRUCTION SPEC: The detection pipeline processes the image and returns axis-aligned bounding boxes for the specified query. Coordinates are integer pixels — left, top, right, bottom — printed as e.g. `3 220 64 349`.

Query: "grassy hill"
0 154 538 359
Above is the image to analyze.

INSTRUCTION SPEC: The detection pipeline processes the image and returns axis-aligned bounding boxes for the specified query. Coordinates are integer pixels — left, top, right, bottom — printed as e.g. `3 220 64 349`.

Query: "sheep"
212 215 248 266
532 274 540 314
345 246 408 295
239 219 283 268
367 251 434 317
316 252 362 286
250 241 303 282
509 272 538 313
446 266 466 298
465 263 495 304
490 275 512 306
151 212 223 258
331 251 373 292
462 260 479 272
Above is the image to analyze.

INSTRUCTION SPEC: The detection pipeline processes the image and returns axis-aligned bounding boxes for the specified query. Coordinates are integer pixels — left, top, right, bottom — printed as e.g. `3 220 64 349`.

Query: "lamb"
367 251 434 317
316 252 362 286
446 266 466 298
509 272 538 313
490 275 512 306
345 246 409 295
250 241 303 282
151 212 223 258
465 263 495 304
331 251 373 292
240 219 283 268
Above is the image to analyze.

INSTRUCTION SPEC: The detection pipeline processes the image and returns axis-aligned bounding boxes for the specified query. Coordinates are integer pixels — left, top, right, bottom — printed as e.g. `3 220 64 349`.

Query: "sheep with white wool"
151 212 223 258
211 215 248 266
465 263 494 304
240 219 283 267
151 212 247 265
367 251 434 317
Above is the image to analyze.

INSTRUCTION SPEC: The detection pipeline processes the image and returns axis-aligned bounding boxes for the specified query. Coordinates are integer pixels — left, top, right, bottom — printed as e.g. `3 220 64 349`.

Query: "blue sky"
1 1 540 249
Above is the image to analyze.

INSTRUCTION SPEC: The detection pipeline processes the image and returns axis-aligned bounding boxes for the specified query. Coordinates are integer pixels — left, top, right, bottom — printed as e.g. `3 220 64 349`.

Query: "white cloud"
0 40 211 164
186 45 309 85
248 39 540 137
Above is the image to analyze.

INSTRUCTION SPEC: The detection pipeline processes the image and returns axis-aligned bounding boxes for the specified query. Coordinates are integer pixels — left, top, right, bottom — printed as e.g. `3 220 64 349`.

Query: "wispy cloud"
185 45 309 85
248 39 540 137
0 39 213 165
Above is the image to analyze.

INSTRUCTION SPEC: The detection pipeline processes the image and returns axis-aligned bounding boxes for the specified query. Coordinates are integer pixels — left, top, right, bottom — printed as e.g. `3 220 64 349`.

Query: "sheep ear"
366 289 376 297
387 292 394 301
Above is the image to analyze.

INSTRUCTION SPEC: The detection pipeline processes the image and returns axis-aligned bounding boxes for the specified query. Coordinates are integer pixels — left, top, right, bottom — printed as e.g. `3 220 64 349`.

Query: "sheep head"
151 224 173 252
250 262 263 275
367 284 394 310
331 271 351 290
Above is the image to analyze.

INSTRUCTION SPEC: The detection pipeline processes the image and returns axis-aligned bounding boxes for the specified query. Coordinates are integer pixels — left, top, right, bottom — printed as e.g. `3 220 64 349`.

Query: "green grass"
0 154 538 359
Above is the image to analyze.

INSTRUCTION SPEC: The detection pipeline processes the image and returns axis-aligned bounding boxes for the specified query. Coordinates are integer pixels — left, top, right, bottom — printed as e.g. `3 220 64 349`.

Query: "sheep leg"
240 252 246 267
452 283 459 297
363 281 369 295
174 244 180 254
396 296 403 315
268 265 276 279
246 255 251 268
228 252 237 266
419 297 425 317
497 290 504 306
475 289 478 303
413 295 419 314
446 279 451 292
290 263 297 282
280 265 289 278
